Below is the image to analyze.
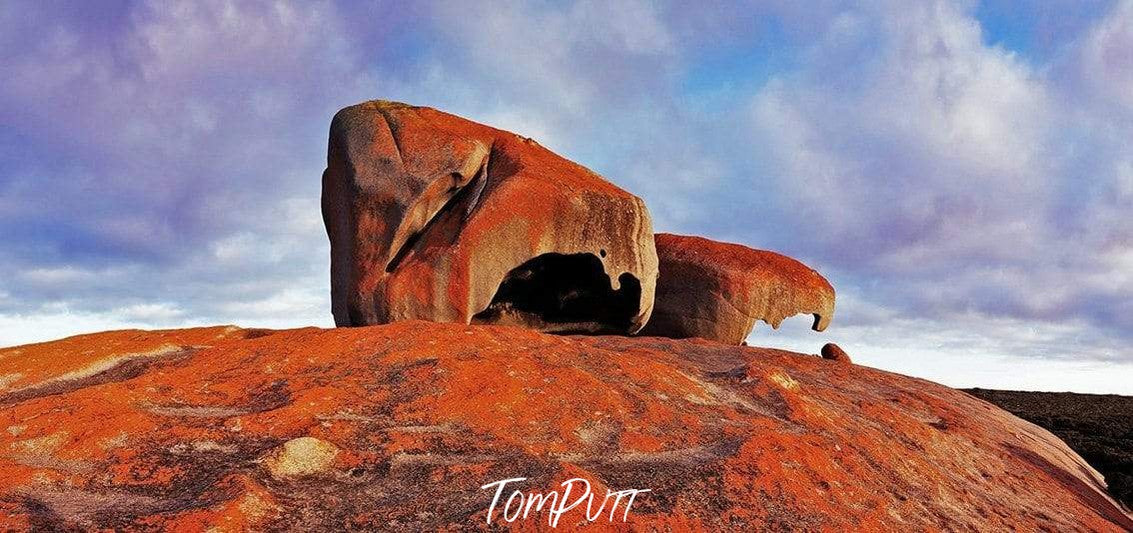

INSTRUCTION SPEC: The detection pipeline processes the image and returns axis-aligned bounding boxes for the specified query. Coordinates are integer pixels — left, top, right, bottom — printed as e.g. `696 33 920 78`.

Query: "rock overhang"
322 100 659 334
322 100 837 345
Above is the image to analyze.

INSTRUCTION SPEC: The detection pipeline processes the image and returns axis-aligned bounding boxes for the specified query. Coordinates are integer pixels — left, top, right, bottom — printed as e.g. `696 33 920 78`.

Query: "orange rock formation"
1 324 1128 531
641 233 836 344
322 101 658 334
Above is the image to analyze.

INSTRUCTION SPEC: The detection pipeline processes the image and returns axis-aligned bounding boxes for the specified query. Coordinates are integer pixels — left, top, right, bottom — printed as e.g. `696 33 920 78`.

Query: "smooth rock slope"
1 324 1129 531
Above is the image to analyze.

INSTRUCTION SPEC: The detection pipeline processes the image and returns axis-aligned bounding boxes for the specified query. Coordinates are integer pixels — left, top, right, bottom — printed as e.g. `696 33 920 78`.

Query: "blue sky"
1 0 1131 393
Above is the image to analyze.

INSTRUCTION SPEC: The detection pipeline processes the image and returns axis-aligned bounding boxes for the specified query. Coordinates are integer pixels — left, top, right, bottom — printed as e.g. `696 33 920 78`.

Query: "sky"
1 0 1131 393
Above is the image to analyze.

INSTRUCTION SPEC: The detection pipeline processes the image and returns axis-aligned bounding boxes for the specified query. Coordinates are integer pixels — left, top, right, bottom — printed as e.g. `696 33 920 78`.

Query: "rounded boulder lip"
322 100 658 334
639 232 836 345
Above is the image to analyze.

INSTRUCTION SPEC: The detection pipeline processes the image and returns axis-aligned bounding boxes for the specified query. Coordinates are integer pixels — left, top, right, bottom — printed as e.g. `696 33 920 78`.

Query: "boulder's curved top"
1 324 1128 531
821 342 852 364
641 233 836 344
322 100 657 334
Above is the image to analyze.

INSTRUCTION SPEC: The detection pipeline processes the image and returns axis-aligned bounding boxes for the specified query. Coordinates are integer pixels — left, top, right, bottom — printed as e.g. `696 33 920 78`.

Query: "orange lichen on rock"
0 323 1128 530
322 100 658 334
0 325 254 400
640 233 836 344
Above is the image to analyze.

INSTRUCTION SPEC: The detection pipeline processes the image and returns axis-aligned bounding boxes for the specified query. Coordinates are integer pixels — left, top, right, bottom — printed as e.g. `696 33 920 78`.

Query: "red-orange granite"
322 101 658 335
641 233 836 344
0 323 1128 531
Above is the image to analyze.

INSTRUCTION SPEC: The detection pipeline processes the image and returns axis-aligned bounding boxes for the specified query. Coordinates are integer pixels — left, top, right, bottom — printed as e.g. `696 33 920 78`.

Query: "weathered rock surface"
322 100 658 334
821 342 852 364
1 324 1129 531
641 233 836 345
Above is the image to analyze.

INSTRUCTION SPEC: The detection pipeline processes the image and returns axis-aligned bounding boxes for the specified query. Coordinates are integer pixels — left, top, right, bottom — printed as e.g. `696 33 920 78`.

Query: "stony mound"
0 324 1129 531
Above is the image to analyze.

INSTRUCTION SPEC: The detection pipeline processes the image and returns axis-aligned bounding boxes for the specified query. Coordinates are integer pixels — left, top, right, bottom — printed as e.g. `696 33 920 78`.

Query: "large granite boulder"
640 233 835 344
321 100 658 334
0 324 1128 530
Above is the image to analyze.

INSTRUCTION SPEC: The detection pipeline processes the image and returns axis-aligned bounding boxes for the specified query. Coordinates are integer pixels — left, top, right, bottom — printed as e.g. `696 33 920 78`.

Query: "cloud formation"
742 1 1133 350
1 1 1130 391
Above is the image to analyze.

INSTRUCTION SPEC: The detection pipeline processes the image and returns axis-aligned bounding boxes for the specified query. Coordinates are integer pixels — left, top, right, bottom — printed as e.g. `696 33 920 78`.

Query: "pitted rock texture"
1 324 1129 531
640 233 836 345
322 100 657 334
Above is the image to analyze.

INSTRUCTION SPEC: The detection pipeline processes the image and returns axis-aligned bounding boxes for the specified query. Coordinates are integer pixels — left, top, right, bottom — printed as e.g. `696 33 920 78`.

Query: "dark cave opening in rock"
472 252 641 334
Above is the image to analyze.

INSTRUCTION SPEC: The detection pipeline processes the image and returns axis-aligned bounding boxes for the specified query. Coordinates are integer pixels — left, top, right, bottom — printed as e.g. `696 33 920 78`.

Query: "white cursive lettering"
480 476 651 528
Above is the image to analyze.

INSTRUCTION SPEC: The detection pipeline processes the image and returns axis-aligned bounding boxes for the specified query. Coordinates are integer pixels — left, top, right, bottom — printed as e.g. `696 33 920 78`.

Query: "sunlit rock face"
640 233 835 345
322 100 658 334
1 324 1128 530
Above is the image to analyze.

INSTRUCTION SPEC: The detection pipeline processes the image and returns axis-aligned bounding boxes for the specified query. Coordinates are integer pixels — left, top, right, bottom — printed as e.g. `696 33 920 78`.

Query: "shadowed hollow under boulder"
472 252 642 334
321 100 658 334
641 233 836 345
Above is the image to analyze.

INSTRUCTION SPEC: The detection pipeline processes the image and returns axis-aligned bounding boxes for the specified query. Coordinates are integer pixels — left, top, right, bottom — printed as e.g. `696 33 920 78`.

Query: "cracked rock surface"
1 323 1128 531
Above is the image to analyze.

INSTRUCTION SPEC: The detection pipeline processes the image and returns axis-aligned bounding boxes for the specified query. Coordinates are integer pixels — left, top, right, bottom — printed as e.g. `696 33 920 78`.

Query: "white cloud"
751 0 1054 257
1 0 1130 393
757 302 1133 394
1077 0 1133 112
117 302 186 321
0 306 181 347
215 286 328 326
